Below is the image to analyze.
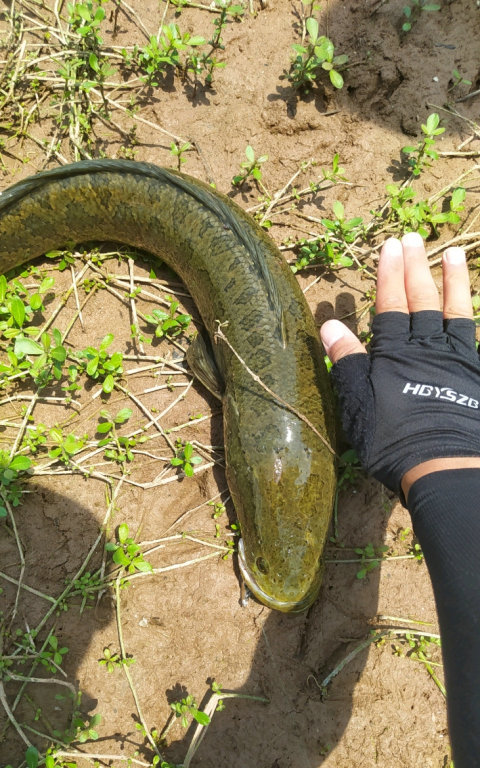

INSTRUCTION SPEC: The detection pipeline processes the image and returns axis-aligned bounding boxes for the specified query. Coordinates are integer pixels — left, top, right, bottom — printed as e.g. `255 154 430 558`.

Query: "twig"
128 257 145 354
114 575 162 759
214 323 336 456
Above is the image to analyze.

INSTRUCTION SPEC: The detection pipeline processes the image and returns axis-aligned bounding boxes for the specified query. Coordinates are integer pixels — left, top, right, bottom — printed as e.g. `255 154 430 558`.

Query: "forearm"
408 469 480 768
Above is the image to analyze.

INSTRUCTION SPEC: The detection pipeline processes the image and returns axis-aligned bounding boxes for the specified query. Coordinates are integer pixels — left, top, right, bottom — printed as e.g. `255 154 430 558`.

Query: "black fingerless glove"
331 310 480 499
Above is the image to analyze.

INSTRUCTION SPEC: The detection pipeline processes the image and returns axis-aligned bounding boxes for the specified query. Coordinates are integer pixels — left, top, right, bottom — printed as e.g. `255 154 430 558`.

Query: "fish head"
224 396 335 613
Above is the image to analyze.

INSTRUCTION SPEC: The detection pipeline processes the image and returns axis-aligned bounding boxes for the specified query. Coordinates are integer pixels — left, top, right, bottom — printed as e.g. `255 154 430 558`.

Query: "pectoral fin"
186 334 224 401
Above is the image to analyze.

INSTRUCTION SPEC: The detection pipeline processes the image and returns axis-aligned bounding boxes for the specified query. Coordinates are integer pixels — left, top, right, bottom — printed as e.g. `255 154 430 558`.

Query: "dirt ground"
1 0 480 766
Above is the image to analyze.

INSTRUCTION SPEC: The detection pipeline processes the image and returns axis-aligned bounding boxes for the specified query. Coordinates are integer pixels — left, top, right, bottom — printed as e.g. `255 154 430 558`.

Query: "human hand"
321 232 480 503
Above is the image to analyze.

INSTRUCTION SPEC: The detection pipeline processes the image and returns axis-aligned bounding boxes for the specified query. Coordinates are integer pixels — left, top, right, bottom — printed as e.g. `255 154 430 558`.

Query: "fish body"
0 160 336 611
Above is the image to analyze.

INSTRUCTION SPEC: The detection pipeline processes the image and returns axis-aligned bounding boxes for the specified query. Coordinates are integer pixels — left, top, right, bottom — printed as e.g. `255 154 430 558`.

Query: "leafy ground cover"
1 0 480 766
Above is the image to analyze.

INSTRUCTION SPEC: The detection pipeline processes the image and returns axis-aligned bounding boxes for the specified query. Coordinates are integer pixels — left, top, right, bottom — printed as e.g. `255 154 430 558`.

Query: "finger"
376 237 408 315
321 319 366 365
442 247 473 319
402 231 440 312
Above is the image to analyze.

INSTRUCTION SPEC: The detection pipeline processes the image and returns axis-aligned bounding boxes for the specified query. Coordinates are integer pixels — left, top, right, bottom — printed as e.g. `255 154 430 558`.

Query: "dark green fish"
0 159 336 612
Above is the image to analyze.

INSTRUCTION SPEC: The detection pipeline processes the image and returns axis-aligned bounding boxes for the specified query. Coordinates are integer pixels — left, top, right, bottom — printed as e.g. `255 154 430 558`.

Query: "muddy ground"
1 0 480 766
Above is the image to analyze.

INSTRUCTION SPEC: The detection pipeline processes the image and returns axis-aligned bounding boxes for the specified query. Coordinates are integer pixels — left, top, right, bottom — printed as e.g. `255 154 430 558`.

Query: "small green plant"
385 183 465 237
222 534 238 559
45 248 77 271
106 523 153 573
13 329 67 388
292 236 346 272
397 526 425 562
48 428 87 465
63 0 114 92
170 140 192 169
337 449 362 490
124 19 228 88
0 272 54 338
392 633 444 693
285 17 348 92
402 113 444 176
319 152 348 185
449 67 472 92
354 542 389 579
22 422 48 455
292 200 364 272
99 646 135 672
131 23 205 87
38 634 69 673
171 694 211 728
67 0 106 47
170 441 202 477
185 0 244 86
96 408 140 464
210 679 226 711
73 333 124 393
5 746 40 768
321 201 364 247
67 570 105 611
0 451 32 512
144 296 192 339
70 711 102 743
232 145 268 187
401 1 441 32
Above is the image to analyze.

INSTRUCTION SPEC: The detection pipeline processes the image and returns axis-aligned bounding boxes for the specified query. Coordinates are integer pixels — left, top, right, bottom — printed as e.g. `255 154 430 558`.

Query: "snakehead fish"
0 159 336 612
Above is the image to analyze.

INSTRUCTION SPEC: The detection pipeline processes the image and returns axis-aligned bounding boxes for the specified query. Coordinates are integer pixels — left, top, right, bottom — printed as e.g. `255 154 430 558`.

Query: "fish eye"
256 557 269 575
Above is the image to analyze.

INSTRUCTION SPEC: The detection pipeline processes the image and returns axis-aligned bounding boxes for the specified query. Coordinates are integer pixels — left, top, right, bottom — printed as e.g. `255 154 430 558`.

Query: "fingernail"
401 231 424 247
381 237 403 257
443 247 466 265
321 320 346 352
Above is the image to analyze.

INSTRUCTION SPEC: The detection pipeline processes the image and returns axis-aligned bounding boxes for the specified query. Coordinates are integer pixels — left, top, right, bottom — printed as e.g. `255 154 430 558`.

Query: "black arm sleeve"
408 469 480 768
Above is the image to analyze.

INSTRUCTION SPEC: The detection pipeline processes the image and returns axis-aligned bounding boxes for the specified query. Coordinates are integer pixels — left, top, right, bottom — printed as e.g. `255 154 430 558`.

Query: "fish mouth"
237 538 320 613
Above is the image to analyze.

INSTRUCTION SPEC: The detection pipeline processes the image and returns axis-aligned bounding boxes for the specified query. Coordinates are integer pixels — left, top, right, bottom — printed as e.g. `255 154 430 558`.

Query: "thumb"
321 319 367 364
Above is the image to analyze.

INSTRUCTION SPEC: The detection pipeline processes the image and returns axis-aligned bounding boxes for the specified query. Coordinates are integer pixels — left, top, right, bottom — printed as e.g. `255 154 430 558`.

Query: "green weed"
184 0 244 86
0 451 32 511
385 183 465 238
401 1 441 33
171 694 211 728
66 569 105 611
99 646 135 672
449 68 472 92
0 272 55 338
12 630 69 673
123 1 242 90
97 407 140 464
127 28 206 86
144 296 192 339
337 449 362 491
67 0 107 48
48 427 87 465
392 632 444 694
72 333 124 393
398 528 424 562
4 746 40 768
322 201 364 248
106 522 153 573
14 329 67 389
171 440 203 477
68 711 102 743
232 145 269 188
402 112 444 177
285 16 348 92
354 542 389 579
170 140 193 168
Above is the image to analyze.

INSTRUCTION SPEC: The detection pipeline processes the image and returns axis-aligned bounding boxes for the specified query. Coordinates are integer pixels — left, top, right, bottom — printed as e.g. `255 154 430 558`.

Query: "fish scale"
0 159 336 611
